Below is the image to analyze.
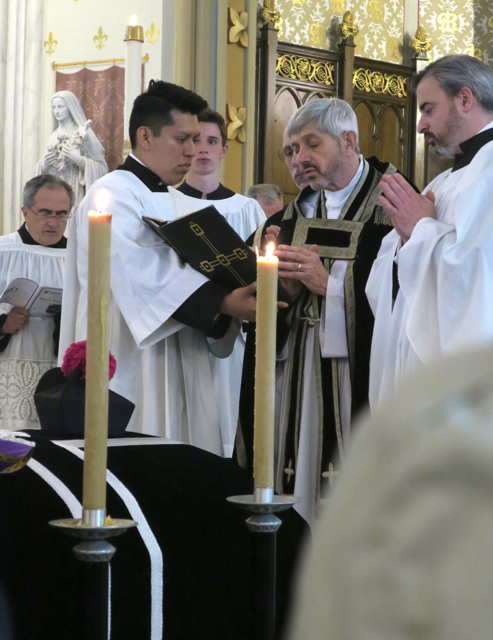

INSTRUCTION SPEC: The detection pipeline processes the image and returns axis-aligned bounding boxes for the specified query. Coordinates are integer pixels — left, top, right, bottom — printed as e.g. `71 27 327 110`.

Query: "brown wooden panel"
272 88 300 202
353 100 376 161
379 104 404 171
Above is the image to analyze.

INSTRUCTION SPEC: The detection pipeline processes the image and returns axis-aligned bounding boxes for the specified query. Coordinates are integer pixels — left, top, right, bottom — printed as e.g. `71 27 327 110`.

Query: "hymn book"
0 278 62 316
142 206 291 303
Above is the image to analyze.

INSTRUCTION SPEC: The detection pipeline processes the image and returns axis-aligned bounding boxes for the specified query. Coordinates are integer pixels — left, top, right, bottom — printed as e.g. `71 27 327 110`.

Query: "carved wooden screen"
273 42 339 202
352 57 414 177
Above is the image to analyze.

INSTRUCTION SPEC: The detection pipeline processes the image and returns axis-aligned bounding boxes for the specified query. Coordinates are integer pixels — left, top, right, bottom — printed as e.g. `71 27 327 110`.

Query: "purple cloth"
0 437 34 473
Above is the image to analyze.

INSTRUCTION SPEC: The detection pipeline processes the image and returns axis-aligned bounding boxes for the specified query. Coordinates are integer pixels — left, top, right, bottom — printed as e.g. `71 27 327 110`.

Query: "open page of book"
27 288 62 317
0 278 38 308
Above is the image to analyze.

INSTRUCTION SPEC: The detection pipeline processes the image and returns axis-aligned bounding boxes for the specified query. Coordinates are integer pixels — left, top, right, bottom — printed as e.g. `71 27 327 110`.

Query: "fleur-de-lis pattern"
146 22 161 45
44 32 58 55
226 105 246 143
93 26 108 50
274 0 404 64
229 8 249 47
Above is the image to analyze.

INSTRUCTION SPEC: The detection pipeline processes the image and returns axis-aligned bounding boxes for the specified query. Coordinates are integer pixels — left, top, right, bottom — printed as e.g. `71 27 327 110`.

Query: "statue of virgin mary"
35 91 108 207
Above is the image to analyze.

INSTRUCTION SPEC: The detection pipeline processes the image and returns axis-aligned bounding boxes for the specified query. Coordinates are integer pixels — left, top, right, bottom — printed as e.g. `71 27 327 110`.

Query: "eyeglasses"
27 207 72 221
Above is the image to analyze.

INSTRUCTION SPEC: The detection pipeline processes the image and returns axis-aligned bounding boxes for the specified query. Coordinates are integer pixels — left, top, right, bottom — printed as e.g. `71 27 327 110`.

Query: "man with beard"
367 54 493 410
236 98 395 524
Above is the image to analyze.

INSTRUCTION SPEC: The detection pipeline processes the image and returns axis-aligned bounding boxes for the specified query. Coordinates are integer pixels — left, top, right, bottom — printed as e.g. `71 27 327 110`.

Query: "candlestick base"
228 494 298 639
49 517 137 562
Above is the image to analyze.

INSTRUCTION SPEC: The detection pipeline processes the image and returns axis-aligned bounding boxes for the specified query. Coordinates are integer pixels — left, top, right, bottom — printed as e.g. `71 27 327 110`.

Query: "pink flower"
61 340 117 381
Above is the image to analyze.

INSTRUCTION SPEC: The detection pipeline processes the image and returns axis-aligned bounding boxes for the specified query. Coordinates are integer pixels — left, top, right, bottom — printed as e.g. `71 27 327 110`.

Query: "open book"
0 278 62 317
142 206 291 303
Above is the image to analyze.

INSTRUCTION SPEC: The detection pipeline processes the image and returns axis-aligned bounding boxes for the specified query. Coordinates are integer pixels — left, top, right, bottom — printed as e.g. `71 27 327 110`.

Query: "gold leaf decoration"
309 23 326 46
277 54 335 85
226 105 246 143
330 0 345 13
228 8 248 47
261 0 281 25
489 16 493 35
437 11 458 35
146 22 161 45
353 68 407 97
368 0 384 22
44 32 58 55
409 27 432 56
339 11 359 40
463 45 482 60
93 26 108 51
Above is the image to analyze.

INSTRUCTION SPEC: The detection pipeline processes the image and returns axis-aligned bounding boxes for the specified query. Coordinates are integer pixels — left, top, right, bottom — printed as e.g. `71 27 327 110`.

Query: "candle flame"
265 242 275 259
129 14 137 26
95 189 109 214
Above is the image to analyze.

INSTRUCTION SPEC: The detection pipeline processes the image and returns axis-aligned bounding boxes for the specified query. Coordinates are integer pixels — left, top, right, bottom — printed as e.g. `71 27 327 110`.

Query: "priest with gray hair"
236 97 400 524
367 54 493 411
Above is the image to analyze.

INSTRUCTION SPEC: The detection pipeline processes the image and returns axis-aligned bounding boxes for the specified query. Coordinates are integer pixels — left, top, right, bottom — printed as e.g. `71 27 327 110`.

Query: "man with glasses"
0 174 72 429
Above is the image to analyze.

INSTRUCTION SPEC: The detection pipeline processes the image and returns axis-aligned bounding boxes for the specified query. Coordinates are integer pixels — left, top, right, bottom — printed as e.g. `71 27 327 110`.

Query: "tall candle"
82 191 112 513
123 16 144 155
253 242 278 490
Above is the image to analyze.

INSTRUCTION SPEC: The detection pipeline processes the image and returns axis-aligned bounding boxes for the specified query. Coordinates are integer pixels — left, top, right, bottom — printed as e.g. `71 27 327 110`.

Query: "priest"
236 98 395 523
0 174 71 429
172 107 266 456
59 81 262 455
367 55 493 410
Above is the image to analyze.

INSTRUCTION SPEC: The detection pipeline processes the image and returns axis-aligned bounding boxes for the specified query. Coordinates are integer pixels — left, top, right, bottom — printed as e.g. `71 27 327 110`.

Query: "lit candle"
83 190 112 514
123 15 144 155
253 242 278 494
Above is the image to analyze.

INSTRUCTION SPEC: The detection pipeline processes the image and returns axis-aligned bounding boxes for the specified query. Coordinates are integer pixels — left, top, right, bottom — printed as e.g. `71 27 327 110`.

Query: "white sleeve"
319 260 348 358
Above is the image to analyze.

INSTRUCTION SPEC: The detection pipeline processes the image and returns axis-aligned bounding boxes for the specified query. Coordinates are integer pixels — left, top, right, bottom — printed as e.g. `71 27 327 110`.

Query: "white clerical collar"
324 154 364 207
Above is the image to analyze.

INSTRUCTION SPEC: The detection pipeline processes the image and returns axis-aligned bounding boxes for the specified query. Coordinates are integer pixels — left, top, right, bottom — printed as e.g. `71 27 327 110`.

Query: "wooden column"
338 37 356 104
257 21 278 184
409 28 433 191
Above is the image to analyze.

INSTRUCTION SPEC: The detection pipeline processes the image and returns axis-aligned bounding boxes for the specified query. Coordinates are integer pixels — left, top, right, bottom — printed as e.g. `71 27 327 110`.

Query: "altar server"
236 98 395 524
59 81 261 454
175 108 266 456
0 175 71 429
367 55 493 410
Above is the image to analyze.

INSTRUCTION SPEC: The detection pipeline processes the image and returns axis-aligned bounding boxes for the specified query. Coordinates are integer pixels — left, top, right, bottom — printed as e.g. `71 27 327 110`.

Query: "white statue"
35 91 108 207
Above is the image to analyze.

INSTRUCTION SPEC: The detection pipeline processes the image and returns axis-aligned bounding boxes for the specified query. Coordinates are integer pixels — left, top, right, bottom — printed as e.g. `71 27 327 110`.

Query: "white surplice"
59 171 239 455
168 187 266 457
367 129 493 410
0 232 65 430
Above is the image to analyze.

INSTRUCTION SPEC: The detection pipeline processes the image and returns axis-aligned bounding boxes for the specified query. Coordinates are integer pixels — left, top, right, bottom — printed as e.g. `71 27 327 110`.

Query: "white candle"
123 16 144 154
82 190 112 513
253 242 278 490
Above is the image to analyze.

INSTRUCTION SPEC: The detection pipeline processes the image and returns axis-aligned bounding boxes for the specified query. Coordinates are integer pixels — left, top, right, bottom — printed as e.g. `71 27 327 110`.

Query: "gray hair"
23 174 75 210
413 55 493 112
286 98 359 151
245 183 283 205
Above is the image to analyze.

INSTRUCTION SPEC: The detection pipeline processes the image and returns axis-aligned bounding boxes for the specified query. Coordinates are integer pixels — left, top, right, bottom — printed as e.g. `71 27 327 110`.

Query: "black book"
142 206 291 303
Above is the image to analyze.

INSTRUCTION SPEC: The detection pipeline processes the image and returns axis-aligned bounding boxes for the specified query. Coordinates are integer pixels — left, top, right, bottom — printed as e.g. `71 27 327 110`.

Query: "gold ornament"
368 0 384 21
353 68 407 98
330 0 346 13
93 26 108 51
261 0 281 25
437 11 458 34
44 32 58 55
226 105 246 143
339 11 359 40
228 8 248 47
463 45 482 60
276 54 335 85
488 16 493 34
146 22 161 45
409 27 432 56
310 23 326 46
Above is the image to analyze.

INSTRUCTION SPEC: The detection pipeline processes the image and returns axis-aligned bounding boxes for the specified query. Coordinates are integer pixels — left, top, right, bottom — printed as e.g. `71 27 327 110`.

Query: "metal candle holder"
228 491 298 640
50 509 137 639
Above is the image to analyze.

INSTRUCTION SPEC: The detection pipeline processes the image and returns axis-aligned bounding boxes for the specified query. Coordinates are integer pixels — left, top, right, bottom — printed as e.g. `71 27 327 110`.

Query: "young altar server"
59 81 263 454
367 55 493 410
173 108 265 456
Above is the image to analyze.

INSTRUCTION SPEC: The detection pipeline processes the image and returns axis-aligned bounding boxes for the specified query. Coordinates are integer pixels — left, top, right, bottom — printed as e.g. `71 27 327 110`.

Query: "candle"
82 190 112 513
253 242 278 492
123 16 144 155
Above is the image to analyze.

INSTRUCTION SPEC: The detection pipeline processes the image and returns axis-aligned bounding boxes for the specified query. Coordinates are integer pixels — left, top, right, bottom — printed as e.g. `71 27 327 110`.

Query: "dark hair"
412 55 493 112
129 80 208 148
197 108 228 146
23 174 74 209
